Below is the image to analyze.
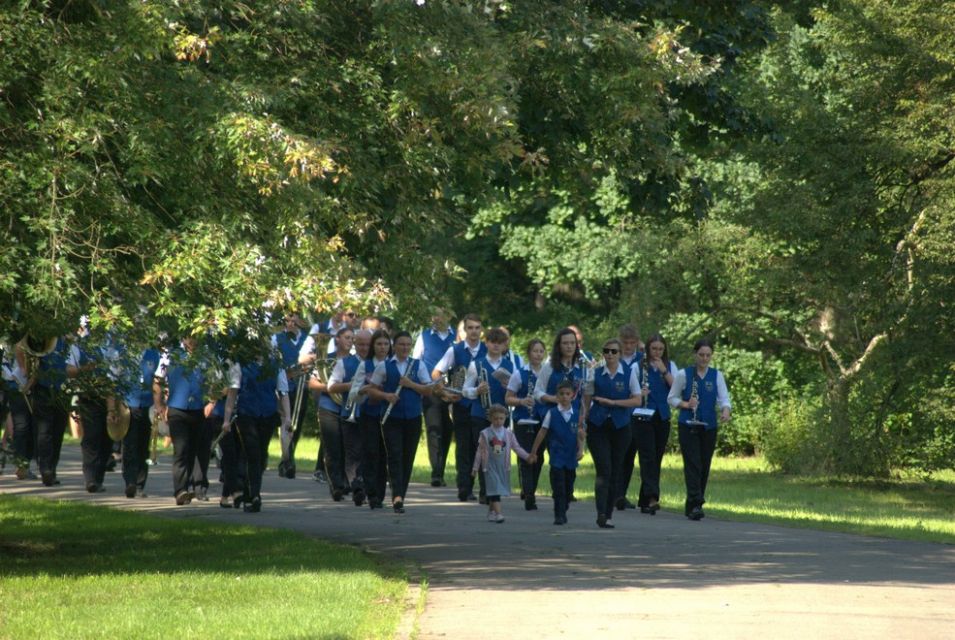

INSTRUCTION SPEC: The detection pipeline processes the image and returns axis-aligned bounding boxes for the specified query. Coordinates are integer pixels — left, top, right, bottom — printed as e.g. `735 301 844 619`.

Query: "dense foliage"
2 1 952 475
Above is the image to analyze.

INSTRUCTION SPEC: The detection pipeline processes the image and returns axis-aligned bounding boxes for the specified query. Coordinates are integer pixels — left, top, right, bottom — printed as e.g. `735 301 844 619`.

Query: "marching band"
0 309 732 527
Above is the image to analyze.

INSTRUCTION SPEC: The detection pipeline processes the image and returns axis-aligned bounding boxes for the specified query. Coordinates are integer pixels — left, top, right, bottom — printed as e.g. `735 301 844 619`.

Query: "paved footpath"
4 446 955 639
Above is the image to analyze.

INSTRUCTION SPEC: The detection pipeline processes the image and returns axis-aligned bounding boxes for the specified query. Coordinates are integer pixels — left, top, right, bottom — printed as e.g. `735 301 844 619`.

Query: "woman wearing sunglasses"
584 338 643 528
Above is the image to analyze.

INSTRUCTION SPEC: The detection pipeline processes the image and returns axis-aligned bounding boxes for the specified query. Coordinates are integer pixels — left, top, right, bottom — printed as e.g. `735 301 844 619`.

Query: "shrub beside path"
5 445 955 639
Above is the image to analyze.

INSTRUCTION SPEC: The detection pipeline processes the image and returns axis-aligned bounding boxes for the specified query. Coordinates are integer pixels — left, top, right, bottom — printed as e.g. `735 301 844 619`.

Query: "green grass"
0 496 408 640
278 431 955 544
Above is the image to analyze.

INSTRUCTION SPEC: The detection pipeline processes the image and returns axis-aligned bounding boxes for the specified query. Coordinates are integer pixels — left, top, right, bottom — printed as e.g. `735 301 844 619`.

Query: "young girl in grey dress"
472 404 535 523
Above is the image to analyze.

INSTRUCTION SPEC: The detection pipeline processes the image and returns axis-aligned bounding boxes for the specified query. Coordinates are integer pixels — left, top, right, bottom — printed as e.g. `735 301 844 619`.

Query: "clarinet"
381 358 418 425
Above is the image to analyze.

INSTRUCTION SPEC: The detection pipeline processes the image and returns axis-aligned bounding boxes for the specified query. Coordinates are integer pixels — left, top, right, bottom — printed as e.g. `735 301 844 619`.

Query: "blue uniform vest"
588 364 633 429
450 341 486 409
511 367 542 423
238 361 280 418
538 362 583 420
338 355 362 418
382 358 423 421
35 337 69 391
165 350 206 411
545 406 580 470
317 357 342 413
361 359 384 418
274 330 307 393
420 328 455 374
469 357 514 420
679 367 719 430
125 348 160 408
642 360 672 421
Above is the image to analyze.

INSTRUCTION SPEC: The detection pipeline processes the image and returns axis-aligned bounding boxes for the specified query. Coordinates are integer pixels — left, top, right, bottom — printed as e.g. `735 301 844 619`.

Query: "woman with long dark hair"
632 334 678 515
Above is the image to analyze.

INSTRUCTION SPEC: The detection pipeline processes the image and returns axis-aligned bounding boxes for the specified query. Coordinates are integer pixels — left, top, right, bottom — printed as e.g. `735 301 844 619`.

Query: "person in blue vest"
108 338 162 498
412 307 456 487
633 334 678 515
367 331 433 513
228 350 290 513
462 327 514 504
4 344 36 480
585 338 644 528
272 312 310 479
67 328 117 493
359 329 391 509
529 380 585 525
533 327 585 419
153 336 221 505
327 329 372 506
431 313 486 502
667 338 732 521
17 334 71 487
616 323 644 510
306 326 354 500
505 338 547 511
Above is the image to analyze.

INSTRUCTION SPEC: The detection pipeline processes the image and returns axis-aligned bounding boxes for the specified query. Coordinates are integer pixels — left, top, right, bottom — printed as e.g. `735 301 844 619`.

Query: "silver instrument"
632 358 655 420
342 366 367 423
686 376 708 427
381 358 418 425
478 366 491 410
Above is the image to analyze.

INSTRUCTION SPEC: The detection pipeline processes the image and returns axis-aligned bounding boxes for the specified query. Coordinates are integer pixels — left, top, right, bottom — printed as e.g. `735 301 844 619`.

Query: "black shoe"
616 497 636 511
393 500 405 514
219 496 234 509
196 486 209 501
457 492 469 502
524 499 538 511
313 470 328 484
597 514 615 529
369 499 383 510
568 495 577 503
285 464 296 479
353 489 366 507
125 485 137 499
41 471 58 486
688 506 704 521
331 489 344 502
467 493 477 502
16 466 37 480
86 482 104 493
648 501 660 515
640 506 651 514
430 479 442 487
554 516 566 525
243 496 262 513
175 491 194 505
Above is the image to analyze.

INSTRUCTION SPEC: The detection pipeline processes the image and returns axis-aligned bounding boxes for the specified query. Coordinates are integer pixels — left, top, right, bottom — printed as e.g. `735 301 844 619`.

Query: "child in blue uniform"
529 380 585 525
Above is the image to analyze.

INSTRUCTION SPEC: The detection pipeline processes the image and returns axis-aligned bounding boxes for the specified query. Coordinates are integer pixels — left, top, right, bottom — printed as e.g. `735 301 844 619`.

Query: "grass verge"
0 496 408 639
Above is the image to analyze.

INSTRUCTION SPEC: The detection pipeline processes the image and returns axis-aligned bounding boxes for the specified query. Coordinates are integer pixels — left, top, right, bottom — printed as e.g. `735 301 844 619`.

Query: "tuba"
106 400 131 442
16 334 58 413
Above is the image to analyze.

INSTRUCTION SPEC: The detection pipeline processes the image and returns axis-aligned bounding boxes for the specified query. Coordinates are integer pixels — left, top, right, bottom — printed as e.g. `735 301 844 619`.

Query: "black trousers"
587 420 632 518
618 417 641 502
513 421 545 503
168 407 204 497
341 414 365 493
33 386 68 478
452 403 475 496
423 396 453 483
381 415 421 502
8 391 35 468
191 413 217 490
635 414 670 507
78 396 110 486
550 467 576 520
122 407 151 491
358 413 386 503
230 414 278 501
678 424 718 515
318 407 347 493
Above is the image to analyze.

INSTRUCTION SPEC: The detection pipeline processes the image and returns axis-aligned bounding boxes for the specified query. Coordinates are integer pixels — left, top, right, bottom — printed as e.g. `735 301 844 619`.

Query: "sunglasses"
602 348 619 355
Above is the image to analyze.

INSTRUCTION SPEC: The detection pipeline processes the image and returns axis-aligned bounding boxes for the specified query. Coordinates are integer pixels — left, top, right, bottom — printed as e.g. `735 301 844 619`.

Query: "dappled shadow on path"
4 446 954 593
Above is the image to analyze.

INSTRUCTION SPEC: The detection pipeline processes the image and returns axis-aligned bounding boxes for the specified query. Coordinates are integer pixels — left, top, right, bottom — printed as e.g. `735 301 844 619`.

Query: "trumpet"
342 368 366 423
478 366 491 411
381 358 418 425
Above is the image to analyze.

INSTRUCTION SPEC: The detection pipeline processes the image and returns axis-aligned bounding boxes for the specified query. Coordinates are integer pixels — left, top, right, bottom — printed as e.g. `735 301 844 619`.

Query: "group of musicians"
0 308 731 526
